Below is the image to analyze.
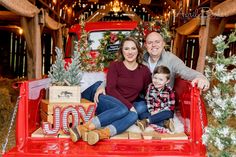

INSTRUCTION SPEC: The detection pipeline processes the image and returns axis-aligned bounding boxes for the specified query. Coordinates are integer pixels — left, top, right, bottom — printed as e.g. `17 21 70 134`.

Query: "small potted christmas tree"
48 44 83 103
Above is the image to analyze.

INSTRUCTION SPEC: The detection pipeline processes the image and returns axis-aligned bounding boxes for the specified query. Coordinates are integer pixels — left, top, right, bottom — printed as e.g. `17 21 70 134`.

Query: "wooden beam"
187 35 199 38
38 0 59 17
122 5 142 22
216 18 228 35
0 11 20 21
211 0 236 17
38 0 68 25
196 15 227 72
86 5 112 22
166 0 179 11
86 5 142 22
176 17 200 35
0 25 22 34
206 17 225 56
197 18 209 73
225 23 236 29
139 0 151 5
72 5 91 24
60 0 67 6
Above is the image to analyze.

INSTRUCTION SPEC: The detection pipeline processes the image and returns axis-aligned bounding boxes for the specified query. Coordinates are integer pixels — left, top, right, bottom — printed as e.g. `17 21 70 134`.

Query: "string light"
19 28 23 35
67 7 72 14
52 0 57 5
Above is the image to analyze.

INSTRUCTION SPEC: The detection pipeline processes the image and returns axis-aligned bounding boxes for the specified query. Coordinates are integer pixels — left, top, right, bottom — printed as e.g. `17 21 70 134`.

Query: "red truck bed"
2 77 207 157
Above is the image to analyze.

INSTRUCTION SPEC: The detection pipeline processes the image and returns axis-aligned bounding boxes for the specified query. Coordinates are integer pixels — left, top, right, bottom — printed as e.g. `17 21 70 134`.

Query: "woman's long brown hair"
116 36 144 65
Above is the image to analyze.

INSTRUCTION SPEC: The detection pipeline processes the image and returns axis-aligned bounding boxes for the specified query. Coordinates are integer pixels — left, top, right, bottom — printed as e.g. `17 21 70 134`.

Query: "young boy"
136 65 175 132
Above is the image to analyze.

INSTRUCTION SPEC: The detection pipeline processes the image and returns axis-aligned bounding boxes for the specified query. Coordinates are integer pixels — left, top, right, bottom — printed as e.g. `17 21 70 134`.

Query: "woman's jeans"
81 81 102 105
81 81 138 134
133 100 173 127
95 94 137 134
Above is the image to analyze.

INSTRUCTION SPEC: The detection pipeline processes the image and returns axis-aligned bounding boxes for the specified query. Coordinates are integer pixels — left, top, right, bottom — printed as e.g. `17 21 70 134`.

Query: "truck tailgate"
3 138 199 157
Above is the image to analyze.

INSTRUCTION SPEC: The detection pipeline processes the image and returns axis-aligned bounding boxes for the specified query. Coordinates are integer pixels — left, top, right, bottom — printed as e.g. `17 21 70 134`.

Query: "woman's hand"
94 86 106 103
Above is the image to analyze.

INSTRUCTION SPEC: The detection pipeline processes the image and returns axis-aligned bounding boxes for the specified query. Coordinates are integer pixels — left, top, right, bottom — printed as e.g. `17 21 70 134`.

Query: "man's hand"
94 86 106 103
191 77 210 91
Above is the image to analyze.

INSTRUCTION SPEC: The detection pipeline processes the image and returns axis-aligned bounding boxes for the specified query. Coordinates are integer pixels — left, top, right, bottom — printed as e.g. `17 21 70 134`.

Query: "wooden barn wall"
184 38 199 69
0 30 53 78
180 38 199 70
0 30 27 78
42 33 53 76
181 36 236 71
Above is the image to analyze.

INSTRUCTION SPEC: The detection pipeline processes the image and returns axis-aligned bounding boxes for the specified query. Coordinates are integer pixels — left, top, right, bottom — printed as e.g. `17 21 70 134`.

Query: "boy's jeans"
133 100 173 127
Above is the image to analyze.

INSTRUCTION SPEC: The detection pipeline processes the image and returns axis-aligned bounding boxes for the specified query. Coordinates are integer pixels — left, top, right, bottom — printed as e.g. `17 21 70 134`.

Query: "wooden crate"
31 127 70 138
49 86 81 103
40 98 96 124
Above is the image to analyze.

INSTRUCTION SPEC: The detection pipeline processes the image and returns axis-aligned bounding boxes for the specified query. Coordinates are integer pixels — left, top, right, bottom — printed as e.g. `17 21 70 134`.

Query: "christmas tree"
78 15 96 71
48 47 67 86
64 41 83 86
49 45 83 86
202 31 236 156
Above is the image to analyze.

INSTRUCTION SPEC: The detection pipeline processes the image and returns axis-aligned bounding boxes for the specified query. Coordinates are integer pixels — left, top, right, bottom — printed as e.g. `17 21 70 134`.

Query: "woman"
69 37 151 145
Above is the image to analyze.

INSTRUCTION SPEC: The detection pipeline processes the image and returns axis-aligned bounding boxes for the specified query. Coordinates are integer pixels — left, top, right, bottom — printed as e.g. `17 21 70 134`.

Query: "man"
93 31 209 103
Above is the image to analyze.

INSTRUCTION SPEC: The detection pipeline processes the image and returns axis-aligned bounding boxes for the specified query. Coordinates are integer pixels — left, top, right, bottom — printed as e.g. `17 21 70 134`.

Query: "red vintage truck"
2 21 208 156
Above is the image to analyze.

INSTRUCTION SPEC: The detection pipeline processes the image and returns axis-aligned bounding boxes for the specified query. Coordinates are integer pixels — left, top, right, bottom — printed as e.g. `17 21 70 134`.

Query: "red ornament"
103 67 108 74
110 32 118 43
90 50 99 59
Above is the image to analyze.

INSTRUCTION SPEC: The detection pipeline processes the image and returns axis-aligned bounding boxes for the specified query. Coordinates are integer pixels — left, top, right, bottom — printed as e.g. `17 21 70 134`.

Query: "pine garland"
131 16 171 44
202 31 236 156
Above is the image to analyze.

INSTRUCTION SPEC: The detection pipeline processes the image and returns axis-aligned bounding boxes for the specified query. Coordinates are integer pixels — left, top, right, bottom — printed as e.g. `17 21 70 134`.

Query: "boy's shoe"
164 118 175 132
136 119 148 131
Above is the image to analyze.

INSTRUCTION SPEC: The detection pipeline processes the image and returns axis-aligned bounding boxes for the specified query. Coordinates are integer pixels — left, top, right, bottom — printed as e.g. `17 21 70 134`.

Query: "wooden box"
40 98 96 124
49 86 81 103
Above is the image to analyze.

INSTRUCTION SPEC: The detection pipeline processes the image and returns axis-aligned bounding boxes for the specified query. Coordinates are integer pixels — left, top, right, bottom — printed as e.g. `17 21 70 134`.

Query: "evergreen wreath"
96 31 126 69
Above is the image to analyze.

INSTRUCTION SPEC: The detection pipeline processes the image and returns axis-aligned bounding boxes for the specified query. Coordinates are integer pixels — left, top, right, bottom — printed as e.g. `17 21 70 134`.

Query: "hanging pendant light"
110 0 122 13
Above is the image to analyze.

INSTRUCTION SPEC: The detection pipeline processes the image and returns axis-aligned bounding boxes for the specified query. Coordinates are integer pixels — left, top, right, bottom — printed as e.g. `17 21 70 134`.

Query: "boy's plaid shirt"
145 83 175 114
